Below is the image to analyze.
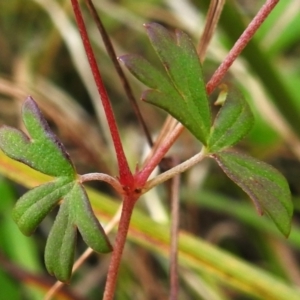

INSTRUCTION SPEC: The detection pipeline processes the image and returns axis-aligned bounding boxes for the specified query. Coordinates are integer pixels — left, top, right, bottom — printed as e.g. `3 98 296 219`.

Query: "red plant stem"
84 0 153 147
103 196 137 300
136 123 184 186
136 0 279 185
70 0 132 185
206 0 279 94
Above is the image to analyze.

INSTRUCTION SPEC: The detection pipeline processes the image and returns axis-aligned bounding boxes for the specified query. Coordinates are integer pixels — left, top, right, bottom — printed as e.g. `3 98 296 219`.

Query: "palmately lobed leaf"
0 97 112 282
145 23 211 143
0 97 76 178
212 151 293 236
120 23 211 145
207 84 254 153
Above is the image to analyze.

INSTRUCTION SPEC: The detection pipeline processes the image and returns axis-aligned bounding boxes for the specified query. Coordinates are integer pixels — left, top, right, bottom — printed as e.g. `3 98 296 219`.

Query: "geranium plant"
0 0 296 299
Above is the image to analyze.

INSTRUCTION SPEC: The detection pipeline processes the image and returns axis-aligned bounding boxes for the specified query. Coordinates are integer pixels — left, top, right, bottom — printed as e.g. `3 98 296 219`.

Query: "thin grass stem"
169 159 180 300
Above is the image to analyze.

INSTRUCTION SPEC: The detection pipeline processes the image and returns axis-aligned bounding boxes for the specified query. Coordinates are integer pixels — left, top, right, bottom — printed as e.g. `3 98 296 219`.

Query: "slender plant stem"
136 123 184 186
44 204 123 300
143 147 206 193
80 173 123 194
142 117 178 169
169 160 180 300
70 0 133 184
103 196 137 300
67 2 280 300
84 0 153 147
206 0 279 94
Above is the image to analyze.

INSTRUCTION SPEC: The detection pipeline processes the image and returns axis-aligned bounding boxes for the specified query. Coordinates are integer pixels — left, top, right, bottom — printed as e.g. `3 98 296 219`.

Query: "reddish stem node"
70 1 280 299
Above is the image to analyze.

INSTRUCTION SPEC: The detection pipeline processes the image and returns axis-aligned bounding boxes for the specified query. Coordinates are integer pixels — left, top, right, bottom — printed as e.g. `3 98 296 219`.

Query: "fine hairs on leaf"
207 84 254 153
211 151 293 237
121 22 293 237
0 98 75 177
0 96 112 282
119 23 211 145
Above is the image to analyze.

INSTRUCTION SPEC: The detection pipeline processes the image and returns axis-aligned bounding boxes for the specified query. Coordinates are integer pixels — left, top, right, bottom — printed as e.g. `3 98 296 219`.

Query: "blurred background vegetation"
1 0 300 299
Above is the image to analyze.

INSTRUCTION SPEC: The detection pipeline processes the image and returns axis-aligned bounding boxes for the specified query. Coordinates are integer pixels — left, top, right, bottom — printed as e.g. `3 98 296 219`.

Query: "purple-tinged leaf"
211 151 293 236
0 97 75 177
208 85 254 153
0 97 112 282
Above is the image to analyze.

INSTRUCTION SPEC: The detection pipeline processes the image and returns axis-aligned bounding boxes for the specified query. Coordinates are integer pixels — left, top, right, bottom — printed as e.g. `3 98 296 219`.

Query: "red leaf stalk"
136 123 184 187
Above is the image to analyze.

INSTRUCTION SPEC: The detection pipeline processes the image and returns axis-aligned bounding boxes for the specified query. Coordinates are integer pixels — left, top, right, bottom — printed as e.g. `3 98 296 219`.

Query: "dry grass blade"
197 0 225 62
169 160 180 300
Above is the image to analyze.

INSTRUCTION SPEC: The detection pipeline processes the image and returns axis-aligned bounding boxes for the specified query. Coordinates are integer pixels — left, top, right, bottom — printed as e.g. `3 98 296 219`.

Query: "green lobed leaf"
119 22 211 145
0 97 75 177
45 183 112 282
207 84 254 153
211 151 293 236
0 97 112 282
12 177 74 236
